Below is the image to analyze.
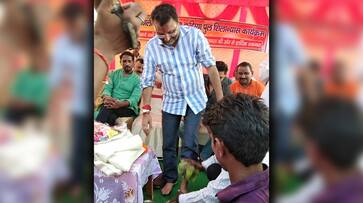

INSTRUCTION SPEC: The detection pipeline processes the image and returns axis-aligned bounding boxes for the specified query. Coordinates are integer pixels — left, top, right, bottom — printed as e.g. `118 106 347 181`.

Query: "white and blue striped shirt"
142 26 215 115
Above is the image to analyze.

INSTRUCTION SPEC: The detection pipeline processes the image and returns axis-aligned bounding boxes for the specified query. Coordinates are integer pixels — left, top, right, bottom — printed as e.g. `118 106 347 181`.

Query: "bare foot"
161 182 174 195
180 179 188 194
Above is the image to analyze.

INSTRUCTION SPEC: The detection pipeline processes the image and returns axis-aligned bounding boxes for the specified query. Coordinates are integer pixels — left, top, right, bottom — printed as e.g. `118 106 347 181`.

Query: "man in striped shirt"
141 3 223 195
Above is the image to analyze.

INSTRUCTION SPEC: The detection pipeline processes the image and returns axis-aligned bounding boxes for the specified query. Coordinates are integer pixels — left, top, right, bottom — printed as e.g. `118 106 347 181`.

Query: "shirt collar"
313 172 363 203
217 164 269 202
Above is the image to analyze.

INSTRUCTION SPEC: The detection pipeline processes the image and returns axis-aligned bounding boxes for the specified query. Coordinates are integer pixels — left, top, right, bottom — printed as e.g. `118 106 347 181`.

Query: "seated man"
96 51 141 126
171 94 269 202
217 60 233 87
230 62 265 97
201 94 269 202
134 58 144 76
324 60 358 99
296 97 363 203
4 45 49 125
205 61 232 109
200 61 232 161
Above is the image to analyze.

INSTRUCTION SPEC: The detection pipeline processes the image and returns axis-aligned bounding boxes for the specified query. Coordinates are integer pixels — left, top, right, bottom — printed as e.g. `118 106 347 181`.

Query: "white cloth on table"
0 132 50 179
94 130 144 176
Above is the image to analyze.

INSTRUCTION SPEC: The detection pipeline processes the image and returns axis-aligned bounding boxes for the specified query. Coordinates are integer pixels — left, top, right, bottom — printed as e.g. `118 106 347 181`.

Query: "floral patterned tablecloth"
94 148 162 203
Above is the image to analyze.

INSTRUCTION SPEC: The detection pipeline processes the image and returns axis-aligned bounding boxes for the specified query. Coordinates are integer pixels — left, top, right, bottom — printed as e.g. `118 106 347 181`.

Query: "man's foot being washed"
179 178 188 194
161 182 175 195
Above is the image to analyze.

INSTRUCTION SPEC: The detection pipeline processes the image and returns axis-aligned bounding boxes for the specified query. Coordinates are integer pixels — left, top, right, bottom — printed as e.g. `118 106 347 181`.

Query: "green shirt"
103 69 141 115
11 68 49 112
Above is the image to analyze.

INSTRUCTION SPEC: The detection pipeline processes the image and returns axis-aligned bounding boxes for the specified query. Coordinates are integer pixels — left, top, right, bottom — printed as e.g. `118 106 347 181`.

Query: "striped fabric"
142 26 216 115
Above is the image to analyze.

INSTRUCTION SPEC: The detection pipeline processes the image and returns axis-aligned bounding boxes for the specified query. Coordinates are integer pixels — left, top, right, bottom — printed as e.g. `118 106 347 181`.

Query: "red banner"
140 17 269 51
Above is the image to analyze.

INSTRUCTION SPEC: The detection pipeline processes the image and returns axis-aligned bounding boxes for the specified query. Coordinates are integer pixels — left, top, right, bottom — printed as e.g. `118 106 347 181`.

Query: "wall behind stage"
114 0 269 81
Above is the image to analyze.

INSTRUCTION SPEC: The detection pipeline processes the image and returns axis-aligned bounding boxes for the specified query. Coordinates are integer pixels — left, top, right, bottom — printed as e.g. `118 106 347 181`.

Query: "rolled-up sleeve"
48 44 64 90
141 44 156 89
195 29 215 68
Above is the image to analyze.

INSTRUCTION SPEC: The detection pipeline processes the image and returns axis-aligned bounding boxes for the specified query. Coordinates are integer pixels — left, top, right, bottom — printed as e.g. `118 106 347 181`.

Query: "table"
94 148 162 203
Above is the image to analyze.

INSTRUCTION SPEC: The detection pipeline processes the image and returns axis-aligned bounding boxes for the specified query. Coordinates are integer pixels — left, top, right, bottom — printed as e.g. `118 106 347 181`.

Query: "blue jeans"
200 139 213 161
162 106 202 183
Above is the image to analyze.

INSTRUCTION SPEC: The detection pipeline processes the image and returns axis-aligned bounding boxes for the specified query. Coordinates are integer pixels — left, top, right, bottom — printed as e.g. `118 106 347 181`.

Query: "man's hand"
95 1 146 47
208 65 224 101
142 113 152 135
102 95 116 107
185 159 204 171
167 199 177 203
104 99 128 109
167 190 182 203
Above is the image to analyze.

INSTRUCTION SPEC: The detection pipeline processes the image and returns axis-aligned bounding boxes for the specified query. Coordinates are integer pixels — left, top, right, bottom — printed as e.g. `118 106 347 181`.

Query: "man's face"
121 55 134 74
153 18 179 46
219 71 226 81
65 15 86 41
134 61 143 75
236 66 253 86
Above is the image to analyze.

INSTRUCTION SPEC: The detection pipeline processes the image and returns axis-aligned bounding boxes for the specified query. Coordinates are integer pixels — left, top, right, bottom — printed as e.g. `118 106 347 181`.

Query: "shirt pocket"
179 56 198 71
157 60 175 76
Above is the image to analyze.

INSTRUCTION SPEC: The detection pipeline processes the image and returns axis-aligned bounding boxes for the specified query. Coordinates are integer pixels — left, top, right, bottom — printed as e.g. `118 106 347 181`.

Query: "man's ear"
305 139 324 169
214 137 226 159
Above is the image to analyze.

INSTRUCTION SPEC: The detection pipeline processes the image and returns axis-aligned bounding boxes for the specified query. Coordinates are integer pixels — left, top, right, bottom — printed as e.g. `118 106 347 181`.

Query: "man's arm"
178 169 230 203
142 87 153 106
102 72 114 97
101 72 116 108
195 29 223 101
124 78 142 108
141 44 156 135
208 66 223 101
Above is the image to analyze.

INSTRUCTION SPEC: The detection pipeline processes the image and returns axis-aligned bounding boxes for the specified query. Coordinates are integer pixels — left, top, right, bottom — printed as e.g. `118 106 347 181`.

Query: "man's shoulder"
223 77 233 85
131 72 141 81
252 79 265 88
181 25 199 33
217 181 269 203
145 36 159 48
54 34 71 48
111 68 123 74
180 25 201 39
108 69 123 78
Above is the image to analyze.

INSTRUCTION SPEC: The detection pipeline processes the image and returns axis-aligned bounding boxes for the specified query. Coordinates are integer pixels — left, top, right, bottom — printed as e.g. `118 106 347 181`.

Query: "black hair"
136 58 144 64
120 51 134 61
202 94 269 167
307 59 321 73
297 97 363 169
206 163 222 181
60 2 85 21
216 61 228 74
151 3 178 26
236 61 253 72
